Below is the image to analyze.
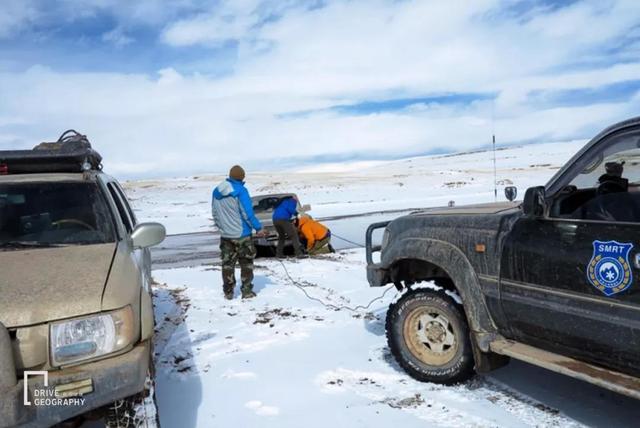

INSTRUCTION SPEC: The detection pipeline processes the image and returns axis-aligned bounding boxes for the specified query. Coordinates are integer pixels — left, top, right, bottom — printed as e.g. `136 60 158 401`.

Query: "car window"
551 132 640 223
107 183 133 233
252 196 298 212
113 183 137 226
0 181 116 246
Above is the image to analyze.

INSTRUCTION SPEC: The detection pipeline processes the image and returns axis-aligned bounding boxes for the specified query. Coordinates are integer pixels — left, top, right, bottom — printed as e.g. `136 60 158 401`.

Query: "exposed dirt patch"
254 308 298 325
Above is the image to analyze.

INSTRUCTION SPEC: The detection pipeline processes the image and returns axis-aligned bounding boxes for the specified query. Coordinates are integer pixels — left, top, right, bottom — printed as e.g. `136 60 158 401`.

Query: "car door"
500 127 640 376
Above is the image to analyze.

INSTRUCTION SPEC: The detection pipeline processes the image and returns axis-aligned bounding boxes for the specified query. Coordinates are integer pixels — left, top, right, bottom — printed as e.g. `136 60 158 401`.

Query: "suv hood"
412 201 519 216
0 243 116 328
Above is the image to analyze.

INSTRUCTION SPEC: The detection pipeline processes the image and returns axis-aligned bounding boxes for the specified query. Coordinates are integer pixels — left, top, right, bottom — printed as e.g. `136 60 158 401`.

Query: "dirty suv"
366 117 640 400
0 131 166 427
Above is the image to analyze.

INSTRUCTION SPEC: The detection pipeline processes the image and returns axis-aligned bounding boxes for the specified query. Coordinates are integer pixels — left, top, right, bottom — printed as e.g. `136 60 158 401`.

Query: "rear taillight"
0 164 7 175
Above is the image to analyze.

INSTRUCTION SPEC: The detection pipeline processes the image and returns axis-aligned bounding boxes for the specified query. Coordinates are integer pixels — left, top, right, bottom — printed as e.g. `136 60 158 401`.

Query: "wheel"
104 369 158 428
255 245 276 258
104 348 159 428
386 288 475 384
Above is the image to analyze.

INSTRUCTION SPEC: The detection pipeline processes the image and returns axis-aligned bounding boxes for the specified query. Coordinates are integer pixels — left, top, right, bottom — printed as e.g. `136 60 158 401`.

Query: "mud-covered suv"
0 131 166 427
366 117 640 399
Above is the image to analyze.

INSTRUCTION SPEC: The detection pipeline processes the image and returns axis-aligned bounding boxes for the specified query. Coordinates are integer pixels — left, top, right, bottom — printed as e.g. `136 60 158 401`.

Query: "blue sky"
1 0 640 177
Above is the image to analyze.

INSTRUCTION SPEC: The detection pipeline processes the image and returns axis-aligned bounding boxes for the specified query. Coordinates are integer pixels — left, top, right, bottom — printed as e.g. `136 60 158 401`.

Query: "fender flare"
382 237 497 336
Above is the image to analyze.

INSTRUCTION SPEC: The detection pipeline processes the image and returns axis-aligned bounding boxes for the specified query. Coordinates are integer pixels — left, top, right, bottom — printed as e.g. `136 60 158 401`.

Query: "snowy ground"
123 140 585 234
126 141 640 427
151 250 640 428
152 251 585 428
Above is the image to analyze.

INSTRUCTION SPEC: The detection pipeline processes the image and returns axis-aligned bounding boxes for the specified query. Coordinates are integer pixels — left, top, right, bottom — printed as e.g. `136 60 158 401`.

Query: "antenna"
492 134 497 202
491 99 497 202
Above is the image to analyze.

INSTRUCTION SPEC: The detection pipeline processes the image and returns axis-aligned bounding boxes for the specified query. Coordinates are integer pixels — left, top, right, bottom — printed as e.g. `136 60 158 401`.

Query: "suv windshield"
252 195 298 213
0 181 116 247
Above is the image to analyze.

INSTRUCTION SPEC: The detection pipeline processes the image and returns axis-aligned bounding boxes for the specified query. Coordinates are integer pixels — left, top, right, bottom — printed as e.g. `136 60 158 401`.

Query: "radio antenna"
492 134 497 202
492 100 497 202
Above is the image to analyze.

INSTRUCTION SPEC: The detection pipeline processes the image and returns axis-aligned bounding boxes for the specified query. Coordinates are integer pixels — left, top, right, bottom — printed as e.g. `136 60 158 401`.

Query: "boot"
223 286 234 300
241 290 257 299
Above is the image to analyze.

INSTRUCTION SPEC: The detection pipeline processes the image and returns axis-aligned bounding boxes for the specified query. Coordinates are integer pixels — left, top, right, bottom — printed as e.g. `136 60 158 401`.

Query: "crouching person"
212 165 265 299
297 215 334 255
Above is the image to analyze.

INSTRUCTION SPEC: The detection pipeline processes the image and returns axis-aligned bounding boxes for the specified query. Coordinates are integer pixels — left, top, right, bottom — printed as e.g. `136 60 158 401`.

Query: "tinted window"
0 182 115 246
107 183 133 233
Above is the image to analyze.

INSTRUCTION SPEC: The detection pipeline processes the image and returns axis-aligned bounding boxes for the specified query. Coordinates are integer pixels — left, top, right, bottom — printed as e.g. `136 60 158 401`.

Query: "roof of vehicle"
0 172 96 183
0 130 102 175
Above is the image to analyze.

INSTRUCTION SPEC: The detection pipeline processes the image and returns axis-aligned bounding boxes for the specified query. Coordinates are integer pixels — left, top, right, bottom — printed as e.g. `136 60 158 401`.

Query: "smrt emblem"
587 240 634 297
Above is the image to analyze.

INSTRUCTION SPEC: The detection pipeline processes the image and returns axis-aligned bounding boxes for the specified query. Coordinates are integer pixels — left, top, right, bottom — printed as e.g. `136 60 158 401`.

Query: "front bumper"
365 221 391 287
253 236 293 247
1 341 150 428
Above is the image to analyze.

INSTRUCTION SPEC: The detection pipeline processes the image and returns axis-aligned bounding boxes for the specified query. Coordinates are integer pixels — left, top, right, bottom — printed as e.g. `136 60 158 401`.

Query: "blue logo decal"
587 240 634 297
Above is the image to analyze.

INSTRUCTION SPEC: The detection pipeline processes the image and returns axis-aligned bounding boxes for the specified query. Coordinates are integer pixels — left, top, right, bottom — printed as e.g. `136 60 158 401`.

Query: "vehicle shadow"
486 360 640 428
152 283 203 428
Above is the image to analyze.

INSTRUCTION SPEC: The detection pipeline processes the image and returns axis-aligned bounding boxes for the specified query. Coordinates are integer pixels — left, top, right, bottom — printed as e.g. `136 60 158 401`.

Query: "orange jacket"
297 216 329 250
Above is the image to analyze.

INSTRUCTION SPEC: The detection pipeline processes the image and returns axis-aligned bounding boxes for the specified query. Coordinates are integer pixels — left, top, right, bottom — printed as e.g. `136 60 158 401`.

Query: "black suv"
366 117 640 399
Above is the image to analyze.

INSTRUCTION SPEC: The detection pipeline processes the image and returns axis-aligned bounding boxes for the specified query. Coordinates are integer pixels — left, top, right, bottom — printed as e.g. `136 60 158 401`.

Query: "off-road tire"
386 288 475 385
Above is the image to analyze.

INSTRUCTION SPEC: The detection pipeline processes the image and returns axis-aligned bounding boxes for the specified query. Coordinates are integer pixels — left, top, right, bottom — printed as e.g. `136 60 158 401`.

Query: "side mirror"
131 222 166 248
522 186 546 217
504 186 518 202
301 204 311 212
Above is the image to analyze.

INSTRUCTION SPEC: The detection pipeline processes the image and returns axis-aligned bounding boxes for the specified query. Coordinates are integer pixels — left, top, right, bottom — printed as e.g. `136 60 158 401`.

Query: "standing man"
272 195 305 258
212 165 264 300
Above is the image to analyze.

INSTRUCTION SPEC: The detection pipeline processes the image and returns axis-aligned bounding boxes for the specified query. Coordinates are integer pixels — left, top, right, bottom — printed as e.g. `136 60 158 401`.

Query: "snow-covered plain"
122 141 585 235
127 141 640 427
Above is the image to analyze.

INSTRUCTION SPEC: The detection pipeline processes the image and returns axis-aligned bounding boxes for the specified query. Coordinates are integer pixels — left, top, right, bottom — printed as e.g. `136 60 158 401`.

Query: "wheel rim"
403 305 458 366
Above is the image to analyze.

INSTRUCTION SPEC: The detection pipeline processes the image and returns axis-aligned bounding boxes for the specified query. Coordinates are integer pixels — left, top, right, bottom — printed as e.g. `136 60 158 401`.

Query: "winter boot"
241 291 257 299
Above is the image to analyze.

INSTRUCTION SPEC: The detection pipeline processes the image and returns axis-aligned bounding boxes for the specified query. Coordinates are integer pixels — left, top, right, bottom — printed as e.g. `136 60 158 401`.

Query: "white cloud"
2 0 640 177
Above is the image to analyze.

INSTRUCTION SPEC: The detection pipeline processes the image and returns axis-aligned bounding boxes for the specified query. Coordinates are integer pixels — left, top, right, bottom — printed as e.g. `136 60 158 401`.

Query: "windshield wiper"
0 241 69 250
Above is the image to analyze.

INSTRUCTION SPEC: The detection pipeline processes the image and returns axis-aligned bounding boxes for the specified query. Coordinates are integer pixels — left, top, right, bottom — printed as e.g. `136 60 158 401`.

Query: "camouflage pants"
220 237 257 294
309 236 332 255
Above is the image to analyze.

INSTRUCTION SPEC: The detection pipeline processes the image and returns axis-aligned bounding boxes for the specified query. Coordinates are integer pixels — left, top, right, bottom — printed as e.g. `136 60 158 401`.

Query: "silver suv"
0 131 165 427
251 193 310 253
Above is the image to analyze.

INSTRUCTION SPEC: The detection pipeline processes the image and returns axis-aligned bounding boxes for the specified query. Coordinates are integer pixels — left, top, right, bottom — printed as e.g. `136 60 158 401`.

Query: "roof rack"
0 130 103 174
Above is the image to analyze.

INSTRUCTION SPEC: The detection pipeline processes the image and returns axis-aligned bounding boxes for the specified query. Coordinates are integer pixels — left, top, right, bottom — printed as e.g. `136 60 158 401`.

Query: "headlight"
381 229 391 250
50 306 135 367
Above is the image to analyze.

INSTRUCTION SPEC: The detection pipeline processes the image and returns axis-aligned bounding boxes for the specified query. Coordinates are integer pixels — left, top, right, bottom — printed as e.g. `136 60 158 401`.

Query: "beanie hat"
229 165 246 181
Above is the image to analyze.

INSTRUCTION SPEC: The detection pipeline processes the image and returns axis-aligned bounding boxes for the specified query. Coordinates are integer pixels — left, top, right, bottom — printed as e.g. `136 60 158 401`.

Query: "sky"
1 0 640 178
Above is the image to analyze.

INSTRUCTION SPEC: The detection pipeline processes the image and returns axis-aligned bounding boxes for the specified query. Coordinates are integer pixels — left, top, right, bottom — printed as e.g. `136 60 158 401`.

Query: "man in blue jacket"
272 196 305 258
212 165 265 299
